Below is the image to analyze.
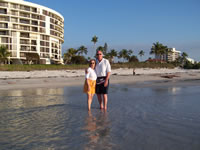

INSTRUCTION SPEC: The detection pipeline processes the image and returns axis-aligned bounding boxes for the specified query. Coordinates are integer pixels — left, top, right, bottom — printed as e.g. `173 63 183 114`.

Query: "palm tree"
63 48 77 64
127 49 133 60
77 45 88 56
96 46 104 52
181 52 188 65
138 50 145 61
91 35 98 57
182 52 188 58
107 49 118 63
0 45 11 64
150 42 168 61
118 49 128 62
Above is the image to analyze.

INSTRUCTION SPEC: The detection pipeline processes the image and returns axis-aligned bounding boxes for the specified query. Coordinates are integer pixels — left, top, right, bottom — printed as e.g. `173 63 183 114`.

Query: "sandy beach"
0 68 200 91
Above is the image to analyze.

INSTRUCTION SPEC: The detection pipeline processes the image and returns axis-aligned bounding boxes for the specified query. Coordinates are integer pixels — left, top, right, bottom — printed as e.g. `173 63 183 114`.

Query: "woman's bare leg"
87 94 94 111
97 94 104 109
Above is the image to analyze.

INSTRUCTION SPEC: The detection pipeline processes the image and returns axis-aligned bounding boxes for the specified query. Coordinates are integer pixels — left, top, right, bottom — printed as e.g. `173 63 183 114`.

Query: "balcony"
0 8 7 14
20 26 30 31
32 21 38 26
20 5 30 12
0 2 8 7
0 23 8 28
0 16 9 21
20 12 30 18
20 19 30 24
31 27 38 32
0 30 9 35
20 39 30 45
20 33 30 38
21 46 30 51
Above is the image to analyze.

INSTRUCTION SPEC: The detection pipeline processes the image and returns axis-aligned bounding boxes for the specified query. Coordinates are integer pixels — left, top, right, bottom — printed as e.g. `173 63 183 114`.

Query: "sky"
27 0 200 61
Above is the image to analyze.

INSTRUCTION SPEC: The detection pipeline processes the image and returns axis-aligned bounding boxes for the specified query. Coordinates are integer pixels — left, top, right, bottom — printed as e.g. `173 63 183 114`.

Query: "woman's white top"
85 67 97 80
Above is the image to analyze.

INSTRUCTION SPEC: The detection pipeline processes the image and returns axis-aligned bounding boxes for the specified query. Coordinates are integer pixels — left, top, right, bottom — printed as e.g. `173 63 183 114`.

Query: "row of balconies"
43 10 63 23
0 2 38 13
0 8 63 27
0 2 62 24
0 9 46 21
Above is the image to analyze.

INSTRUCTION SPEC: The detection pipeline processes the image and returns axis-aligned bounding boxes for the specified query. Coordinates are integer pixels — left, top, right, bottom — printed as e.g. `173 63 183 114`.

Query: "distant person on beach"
83 59 97 111
95 50 111 110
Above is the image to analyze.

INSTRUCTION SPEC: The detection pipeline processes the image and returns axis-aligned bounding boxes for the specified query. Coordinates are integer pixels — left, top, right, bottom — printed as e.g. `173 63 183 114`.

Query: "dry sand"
0 68 200 91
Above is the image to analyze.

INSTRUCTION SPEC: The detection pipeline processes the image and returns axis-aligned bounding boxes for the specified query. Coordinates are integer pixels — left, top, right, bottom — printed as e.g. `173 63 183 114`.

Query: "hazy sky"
27 0 200 61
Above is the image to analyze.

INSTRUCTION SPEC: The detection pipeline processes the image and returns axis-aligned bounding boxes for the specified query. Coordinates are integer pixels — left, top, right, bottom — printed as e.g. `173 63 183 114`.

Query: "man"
95 50 111 110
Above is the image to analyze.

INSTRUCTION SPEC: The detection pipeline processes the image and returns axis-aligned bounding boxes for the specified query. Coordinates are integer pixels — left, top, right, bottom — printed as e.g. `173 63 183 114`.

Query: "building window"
10 3 18 9
20 5 30 11
0 23 8 28
40 22 45 27
0 16 9 21
0 2 8 7
20 12 30 18
0 8 7 14
20 32 29 38
20 19 30 24
11 17 18 22
32 20 38 25
11 10 18 16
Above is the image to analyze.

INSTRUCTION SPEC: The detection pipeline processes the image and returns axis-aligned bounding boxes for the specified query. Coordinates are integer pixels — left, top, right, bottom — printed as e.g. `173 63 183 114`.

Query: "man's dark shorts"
96 77 109 94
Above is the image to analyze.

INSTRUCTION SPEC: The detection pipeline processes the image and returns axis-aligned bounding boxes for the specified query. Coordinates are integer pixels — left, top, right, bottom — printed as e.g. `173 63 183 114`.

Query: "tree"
181 52 188 65
129 55 139 62
77 45 88 56
138 50 145 61
107 49 118 63
96 46 104 52
63 48 77 64
118 49 129 62
150 42 168 61
0 45 11 64
103 43 108 55
71 55 87 64
127 49 133 60
26 53 40 64
91 35 98 57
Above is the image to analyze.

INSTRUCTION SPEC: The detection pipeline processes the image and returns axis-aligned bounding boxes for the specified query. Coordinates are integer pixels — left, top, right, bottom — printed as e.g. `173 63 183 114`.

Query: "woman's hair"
89 59 96 67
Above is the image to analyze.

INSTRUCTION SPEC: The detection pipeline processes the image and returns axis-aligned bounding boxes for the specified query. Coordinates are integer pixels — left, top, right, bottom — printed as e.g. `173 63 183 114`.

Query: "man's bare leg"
97 94 104 109
103 94 108 110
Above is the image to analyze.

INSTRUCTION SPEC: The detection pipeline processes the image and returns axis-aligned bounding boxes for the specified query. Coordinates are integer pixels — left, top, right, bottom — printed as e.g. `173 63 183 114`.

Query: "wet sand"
1 80 200 150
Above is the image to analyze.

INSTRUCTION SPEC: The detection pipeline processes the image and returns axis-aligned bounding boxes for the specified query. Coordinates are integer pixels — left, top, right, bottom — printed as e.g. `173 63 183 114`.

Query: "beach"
1 68 200 150
0 68 200 91
1 72 200 150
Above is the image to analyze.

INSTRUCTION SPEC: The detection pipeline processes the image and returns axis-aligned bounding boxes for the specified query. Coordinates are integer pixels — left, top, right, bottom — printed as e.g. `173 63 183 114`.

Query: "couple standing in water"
84 50 111 111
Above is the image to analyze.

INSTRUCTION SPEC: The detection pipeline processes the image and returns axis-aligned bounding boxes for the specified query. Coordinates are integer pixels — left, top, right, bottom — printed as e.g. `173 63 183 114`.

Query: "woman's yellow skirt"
83 79 96 94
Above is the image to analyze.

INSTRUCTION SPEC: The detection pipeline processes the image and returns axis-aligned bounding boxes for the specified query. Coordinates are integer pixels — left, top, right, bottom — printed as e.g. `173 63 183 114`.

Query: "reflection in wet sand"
0 88 65 110
83 110 114 150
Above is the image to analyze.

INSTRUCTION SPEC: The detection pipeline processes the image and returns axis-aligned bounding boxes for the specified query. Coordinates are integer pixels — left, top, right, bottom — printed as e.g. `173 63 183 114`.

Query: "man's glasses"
96 54 102 56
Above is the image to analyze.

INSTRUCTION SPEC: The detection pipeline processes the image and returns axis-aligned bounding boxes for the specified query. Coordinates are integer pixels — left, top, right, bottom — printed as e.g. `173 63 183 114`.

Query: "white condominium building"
155 48 181 62
0 0 64 64
166 48 181 62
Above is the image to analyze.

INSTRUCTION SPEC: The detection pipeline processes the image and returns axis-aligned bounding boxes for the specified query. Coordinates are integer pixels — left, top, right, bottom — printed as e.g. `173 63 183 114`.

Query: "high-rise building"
0 0 64 64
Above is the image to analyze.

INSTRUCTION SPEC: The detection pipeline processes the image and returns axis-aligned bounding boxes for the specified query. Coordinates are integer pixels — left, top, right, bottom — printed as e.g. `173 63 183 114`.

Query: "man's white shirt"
95 58 111 77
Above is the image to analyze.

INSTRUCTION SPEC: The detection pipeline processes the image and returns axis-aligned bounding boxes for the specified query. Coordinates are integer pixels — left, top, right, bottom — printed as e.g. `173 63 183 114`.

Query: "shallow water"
0 82 200 150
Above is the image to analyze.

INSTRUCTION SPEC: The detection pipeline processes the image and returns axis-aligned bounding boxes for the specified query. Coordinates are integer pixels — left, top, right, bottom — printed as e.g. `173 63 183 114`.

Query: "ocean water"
0 81 200 150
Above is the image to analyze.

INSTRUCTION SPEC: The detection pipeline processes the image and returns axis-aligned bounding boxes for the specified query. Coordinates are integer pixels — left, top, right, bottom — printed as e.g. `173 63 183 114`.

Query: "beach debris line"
161 74 180 79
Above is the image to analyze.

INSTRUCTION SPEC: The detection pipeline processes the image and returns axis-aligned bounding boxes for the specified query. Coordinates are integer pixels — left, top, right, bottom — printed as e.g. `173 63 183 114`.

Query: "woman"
83 59 97 110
